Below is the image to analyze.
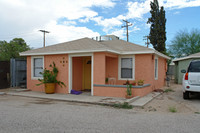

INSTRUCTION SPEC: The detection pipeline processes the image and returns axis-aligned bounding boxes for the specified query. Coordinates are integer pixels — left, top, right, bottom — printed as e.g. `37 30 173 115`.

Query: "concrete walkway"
1 88 161 107
130 92 161 107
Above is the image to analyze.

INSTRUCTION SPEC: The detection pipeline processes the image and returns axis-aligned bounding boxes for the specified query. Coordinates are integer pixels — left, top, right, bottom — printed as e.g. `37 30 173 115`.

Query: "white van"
181 60 200 99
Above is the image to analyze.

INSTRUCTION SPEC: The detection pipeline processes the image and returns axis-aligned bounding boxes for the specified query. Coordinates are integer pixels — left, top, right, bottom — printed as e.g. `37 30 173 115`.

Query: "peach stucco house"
20 37 170 98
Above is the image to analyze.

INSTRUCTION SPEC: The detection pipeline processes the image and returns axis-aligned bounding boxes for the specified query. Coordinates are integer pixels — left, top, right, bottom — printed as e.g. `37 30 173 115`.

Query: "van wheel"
183 91 189 100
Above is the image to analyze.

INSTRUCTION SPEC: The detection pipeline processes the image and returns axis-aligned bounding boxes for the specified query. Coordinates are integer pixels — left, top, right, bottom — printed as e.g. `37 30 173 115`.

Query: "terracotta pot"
126 95 133 99
45 83 56 94
137 83 144 86
132 83 136 86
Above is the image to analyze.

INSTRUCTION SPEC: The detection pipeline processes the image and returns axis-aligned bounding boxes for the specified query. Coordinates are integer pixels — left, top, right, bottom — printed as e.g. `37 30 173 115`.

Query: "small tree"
168 29 200 58
147 0 167 54
0 38 30 61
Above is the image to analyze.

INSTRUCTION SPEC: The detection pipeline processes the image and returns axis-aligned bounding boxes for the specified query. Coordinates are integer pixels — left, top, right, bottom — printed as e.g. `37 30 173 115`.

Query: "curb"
125 96 140 103
6 92 120 106
0 92 6 95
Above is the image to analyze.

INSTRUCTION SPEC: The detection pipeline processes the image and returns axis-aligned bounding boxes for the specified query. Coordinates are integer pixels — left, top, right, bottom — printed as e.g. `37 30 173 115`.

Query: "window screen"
34 58 43 77
121 58 132 78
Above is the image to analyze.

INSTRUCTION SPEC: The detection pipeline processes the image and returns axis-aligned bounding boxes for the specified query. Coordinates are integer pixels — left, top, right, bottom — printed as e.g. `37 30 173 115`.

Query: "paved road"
0 95 200 133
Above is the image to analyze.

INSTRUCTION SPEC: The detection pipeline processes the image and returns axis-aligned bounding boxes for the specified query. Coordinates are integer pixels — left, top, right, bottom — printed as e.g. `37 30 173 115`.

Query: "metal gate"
0 61 10 89
10 58 27 88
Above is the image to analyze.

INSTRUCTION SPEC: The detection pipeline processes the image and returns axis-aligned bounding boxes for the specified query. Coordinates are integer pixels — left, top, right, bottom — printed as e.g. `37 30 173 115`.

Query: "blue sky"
0 0 200 49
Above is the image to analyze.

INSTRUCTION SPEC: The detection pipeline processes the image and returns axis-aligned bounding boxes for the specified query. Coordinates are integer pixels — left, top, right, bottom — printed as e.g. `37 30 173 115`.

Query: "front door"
83 57 91 90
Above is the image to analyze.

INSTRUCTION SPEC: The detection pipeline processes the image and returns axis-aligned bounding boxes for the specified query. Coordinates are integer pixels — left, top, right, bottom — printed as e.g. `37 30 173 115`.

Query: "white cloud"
88 0 200 35
44 21 100 47
62 21 77 26
1 0 26 7
109 25 140 40
125 0 200 20
130 26 141 32
126 0 151 19
110 29 126 39
0 0 115 48
1 0 200 48
161 0 200 9
91 15 126 34
173 11 180 15
93 17 123 32
91 0 116 8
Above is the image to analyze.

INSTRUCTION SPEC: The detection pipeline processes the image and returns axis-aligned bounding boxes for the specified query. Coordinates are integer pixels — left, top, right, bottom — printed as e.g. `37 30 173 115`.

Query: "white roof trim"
20 49 170 59
19 49 116 56
121 50 170 59
154 51 171 60
120 50 154 55
173 56 200 62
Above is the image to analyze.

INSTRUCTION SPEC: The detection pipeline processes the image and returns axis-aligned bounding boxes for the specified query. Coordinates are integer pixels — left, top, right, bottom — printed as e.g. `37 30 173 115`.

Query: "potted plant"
37 62 66 94
123 80 130 85
137 79 144 86
126 84 133 99
131 81 136 86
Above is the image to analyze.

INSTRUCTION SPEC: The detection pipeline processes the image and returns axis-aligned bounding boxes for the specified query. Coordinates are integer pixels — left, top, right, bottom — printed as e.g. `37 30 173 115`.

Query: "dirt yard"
139 83 200 113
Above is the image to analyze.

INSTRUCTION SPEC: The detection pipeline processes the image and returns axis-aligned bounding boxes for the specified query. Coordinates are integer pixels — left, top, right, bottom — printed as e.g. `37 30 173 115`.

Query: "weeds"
112 102 133 109
164 88 174 93
194 112 200 114
148 106 157 112
169 106 177 113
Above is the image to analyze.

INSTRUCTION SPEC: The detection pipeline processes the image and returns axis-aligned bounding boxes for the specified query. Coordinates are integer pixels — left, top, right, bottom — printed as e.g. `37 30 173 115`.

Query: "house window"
155 57 158 80
31 56 44 79
119 55 135 80
121 58 132 78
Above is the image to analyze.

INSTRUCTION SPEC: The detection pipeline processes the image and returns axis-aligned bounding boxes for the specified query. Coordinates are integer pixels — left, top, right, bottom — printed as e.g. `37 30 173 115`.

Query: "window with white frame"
155 57 158 80
31 56 44 78
119 56 135 80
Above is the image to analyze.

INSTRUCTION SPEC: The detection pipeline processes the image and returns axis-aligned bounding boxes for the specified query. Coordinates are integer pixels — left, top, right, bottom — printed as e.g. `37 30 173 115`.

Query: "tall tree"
168 29 200 58
0 38 30 61
147 0 167 54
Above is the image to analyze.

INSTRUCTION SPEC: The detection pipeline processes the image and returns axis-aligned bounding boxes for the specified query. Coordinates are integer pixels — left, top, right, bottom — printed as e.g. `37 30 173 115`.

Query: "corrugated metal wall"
10 58 27 88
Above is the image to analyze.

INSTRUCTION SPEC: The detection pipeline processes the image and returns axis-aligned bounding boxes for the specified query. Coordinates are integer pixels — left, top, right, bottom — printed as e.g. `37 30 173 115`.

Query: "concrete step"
125 96 140 103
130 92 161 107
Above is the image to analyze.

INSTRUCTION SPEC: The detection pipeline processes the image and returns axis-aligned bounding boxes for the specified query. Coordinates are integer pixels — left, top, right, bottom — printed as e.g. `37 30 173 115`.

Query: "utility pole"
39 30 50 47
121 20 132 42
143 35 150 48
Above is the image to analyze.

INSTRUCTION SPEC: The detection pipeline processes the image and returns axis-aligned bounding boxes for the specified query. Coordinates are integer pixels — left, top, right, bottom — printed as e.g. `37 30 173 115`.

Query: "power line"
39 30 50 47
121 19 132 42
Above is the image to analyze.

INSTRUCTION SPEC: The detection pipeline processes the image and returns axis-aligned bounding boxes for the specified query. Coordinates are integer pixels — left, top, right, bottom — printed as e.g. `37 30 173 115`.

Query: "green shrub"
126 84 132 96
164 88 174 93
36 62 65 87
169 106 177 113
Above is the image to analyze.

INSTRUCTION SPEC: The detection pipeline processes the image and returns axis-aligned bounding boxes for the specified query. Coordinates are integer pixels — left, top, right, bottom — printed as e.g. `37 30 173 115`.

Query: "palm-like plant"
37 62 65 87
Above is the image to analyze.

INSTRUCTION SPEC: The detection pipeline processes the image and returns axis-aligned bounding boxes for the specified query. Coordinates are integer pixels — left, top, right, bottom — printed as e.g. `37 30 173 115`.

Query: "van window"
188 61 200 72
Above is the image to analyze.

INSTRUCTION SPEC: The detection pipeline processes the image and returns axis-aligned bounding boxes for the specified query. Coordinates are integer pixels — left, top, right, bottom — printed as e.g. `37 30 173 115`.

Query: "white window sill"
118 78 135 80
31 77 43 80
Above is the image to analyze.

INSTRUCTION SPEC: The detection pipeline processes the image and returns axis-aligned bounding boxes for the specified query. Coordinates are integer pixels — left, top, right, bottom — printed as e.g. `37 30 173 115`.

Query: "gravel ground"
142 83 200 113
0 94 200 133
